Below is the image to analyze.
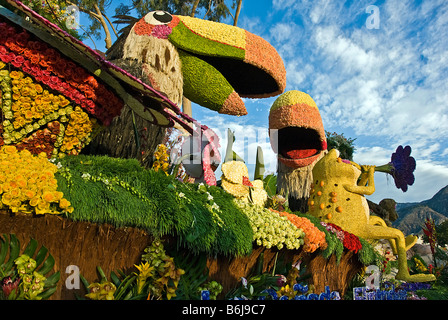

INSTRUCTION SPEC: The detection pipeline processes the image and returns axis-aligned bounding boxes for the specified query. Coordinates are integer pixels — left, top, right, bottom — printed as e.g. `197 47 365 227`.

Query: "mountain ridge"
393 185 448 235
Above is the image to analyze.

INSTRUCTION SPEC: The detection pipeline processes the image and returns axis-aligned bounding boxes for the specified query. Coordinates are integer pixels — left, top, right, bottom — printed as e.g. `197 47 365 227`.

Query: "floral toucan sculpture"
307 149 435 282
269 90 327 212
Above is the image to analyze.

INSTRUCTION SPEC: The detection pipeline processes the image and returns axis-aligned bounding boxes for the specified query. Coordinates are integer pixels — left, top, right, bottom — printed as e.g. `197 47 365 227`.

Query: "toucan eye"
144 11 173 25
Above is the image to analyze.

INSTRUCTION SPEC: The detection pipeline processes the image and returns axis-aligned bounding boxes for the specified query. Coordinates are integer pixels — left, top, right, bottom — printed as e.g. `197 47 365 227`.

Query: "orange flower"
277 211 327 253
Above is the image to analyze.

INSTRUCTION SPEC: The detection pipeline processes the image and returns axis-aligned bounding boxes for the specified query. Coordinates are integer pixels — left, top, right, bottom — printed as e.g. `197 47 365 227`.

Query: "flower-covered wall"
0 18 124 158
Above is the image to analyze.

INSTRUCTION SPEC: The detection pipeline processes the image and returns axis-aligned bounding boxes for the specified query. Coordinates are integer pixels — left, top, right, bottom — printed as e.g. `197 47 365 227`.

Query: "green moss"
55 155 252 257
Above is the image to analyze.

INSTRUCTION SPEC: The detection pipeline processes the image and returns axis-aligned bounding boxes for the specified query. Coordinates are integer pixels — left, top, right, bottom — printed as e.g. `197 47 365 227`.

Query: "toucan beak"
169 15 286 115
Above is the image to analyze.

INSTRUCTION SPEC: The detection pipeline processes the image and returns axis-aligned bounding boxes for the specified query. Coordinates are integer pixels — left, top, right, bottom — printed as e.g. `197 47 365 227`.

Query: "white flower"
81 172 91 180
211 202 220 211
178 192 185 198
206 192 214 201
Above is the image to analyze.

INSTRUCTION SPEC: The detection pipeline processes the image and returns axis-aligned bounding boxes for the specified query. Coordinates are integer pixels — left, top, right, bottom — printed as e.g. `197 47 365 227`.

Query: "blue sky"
81 0 448 204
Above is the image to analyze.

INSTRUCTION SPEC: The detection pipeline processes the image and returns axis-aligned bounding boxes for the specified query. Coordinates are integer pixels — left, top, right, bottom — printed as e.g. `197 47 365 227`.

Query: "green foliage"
0 234 60 300
82 240 185 300
116 0 236 22
325 131 356 161
357 238 382 266
169 250 209 300
55 154 253 257
262 174 277 197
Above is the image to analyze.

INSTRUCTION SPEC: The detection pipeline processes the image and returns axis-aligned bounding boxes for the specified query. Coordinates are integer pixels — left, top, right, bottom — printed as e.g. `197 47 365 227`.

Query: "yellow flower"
2 193 12 206
9 71 23 80
42 191 56 203
29 197 40 207
3 146 17 155
24 190 36 199
59 198 71 210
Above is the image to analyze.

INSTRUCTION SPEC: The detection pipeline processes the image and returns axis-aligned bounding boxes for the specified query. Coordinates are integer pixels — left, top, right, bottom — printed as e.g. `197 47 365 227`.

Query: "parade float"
0 0 443 301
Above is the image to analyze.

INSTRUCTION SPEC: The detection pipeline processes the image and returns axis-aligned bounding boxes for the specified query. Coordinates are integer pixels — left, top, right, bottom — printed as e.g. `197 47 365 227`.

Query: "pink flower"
151 25 172 39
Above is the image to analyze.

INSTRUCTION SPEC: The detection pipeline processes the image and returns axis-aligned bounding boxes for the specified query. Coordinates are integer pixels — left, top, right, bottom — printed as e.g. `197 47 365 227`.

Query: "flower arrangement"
234 199 304 250
0 19 123 123
84 240 185 300
275 210 327 253
0 234 60 300
1 67 98 157
321 222 362 253
0 145 73 215
0 18 124 158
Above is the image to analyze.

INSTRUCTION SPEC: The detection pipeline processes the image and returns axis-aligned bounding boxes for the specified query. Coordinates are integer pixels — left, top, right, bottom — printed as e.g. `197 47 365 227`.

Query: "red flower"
0 52 14 63
11 54 25 68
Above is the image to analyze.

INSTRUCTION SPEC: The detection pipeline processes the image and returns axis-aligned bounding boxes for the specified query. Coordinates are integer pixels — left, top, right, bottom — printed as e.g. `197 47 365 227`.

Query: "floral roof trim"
0 65 99 157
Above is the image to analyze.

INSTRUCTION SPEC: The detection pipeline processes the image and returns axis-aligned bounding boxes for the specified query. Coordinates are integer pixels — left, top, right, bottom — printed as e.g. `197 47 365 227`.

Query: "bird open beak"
169 15 286 116
269 91 327 168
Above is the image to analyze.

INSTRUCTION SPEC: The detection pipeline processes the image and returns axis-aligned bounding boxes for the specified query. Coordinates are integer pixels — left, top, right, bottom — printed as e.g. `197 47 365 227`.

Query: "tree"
325 131 356 161
115 0 237 23
67 0 118 49
10 0 82 39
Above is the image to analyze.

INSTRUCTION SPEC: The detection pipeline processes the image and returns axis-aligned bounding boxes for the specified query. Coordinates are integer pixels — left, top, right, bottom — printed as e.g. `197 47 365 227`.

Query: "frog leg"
369 216 398 254
361 224 436 282
368 216 418 253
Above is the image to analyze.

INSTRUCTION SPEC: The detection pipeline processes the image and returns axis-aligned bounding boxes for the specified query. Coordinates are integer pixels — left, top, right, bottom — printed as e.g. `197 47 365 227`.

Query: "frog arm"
343 183 375 195
343 166 375 195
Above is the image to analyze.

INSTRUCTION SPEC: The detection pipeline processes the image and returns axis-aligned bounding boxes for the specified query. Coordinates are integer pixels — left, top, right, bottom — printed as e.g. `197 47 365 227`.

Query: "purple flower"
390 145 416 192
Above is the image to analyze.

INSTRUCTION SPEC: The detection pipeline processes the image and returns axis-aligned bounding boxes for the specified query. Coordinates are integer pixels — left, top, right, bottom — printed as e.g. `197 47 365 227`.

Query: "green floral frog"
307 149 435 282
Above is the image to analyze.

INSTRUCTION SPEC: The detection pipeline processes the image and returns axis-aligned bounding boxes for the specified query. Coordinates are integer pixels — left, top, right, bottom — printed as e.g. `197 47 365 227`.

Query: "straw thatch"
0 211 153 300
0 211 362 299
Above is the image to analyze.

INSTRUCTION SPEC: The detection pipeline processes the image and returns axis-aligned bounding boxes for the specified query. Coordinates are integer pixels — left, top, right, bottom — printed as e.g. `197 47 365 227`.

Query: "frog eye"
144 11 173 25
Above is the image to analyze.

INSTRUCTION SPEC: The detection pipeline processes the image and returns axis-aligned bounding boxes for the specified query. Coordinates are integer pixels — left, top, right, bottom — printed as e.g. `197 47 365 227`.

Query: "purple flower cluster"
389 145 416 192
